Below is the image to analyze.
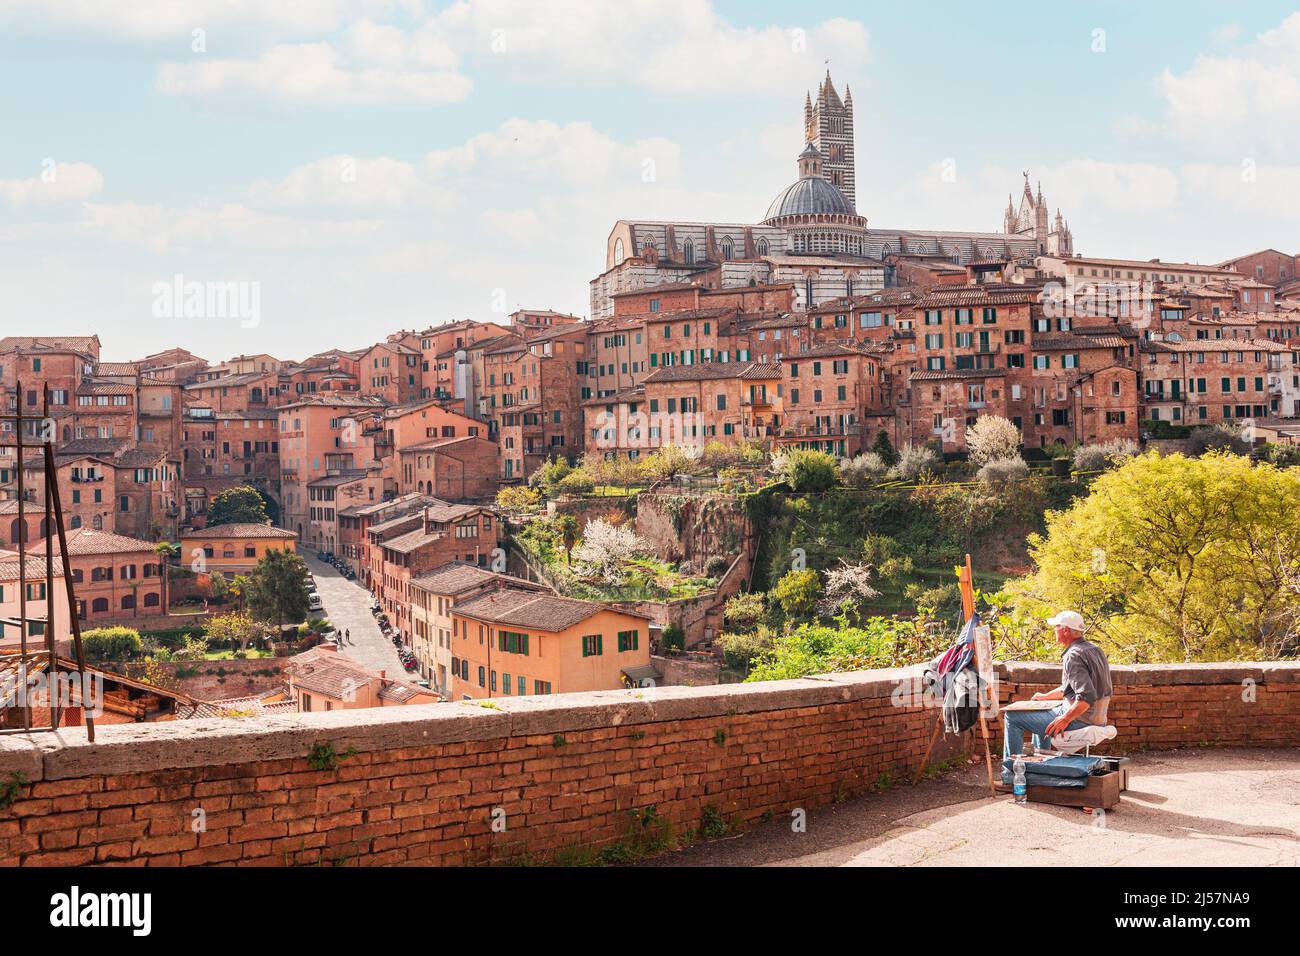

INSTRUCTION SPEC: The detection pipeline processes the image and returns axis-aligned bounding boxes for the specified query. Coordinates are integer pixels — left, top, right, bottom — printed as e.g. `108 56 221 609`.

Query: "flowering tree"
966 415 1022 465
817 560 880 621
571 519 647 586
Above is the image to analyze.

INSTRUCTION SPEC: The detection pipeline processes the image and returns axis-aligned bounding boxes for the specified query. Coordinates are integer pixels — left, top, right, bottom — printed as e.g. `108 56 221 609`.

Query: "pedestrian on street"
345 628 351 645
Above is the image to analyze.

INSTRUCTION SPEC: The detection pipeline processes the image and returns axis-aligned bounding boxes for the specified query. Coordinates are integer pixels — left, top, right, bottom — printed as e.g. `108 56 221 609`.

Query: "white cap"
1047 610 1085 631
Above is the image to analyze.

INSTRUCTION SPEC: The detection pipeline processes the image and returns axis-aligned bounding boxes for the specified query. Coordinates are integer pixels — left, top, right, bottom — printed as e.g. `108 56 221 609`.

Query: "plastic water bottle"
1013 755 1027 805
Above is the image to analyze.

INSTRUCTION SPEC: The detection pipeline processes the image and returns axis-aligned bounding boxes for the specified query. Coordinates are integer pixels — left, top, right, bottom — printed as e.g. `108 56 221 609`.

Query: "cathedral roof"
764 175 857 221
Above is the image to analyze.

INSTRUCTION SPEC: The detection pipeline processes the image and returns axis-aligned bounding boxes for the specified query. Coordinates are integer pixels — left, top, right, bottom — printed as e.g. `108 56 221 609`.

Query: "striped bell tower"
804 71 856 207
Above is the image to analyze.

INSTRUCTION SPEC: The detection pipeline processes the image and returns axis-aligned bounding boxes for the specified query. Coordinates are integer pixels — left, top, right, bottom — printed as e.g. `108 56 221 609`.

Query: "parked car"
307 593 323 612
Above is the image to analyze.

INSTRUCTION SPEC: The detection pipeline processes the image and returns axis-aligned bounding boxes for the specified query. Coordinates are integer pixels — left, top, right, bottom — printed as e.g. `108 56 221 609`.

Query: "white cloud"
247 155 449 209
156 42 472 107
0 161 103 205
73 201 383 253
431 0 869 94
423 118 681 189
1155 12 1300 154
0 0 370 42
1182 161 1300 218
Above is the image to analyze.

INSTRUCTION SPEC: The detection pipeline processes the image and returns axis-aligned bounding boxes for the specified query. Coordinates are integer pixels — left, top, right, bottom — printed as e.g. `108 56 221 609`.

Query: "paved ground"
640 747 1300 867
303 555 408 678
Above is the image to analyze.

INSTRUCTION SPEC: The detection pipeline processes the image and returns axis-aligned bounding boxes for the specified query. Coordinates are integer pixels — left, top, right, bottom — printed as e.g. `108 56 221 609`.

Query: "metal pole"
43 385 60 730
44 417 95 742
15 380 29 731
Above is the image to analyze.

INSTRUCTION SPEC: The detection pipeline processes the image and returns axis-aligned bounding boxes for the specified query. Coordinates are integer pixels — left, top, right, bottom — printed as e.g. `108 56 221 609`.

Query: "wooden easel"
913 554 996 795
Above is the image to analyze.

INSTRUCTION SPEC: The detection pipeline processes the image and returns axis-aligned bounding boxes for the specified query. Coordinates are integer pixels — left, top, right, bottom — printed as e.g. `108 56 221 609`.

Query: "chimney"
423 506 431 533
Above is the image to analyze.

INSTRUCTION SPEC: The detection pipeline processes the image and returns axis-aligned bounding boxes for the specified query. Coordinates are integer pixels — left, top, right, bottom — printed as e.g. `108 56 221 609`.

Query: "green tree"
1006 451 1300 661
870 429 898 466
154 541 179 610
496 484 541 514
206 611 260 653
555 514 579 564
771 568 822 622
246 549 311 634
206 486 271 526
229 573 252 614
208 570 229 604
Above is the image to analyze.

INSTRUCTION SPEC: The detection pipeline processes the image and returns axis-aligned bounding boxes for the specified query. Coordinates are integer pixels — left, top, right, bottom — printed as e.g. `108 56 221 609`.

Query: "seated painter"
1003 610 1114 758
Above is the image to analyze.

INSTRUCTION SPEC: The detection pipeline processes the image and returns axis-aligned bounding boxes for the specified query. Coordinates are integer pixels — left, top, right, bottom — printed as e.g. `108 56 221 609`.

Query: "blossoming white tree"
965 415 1022 465
571 519 647 586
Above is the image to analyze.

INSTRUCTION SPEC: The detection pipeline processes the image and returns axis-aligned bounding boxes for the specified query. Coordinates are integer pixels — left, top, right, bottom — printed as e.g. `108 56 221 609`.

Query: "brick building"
41 526 166 624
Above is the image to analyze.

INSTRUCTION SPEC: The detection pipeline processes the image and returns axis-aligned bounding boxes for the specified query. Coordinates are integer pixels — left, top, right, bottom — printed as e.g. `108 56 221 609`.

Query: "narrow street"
302 555 411 680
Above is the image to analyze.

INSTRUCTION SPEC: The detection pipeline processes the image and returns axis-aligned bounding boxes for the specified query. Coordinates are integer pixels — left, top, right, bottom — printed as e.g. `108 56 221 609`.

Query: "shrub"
723 590 766 631
660 623 685 651
1072 438 1139 472
82 626 143 661
775 449 840 493
965 415 1022 466
1187 424 1250 457
840 451 888 487
703 554 730 577
888 444 939 481
771 568 822 622
977 454 1029 485
1262 442 1300 467
556 470 595 496
718 628 775 670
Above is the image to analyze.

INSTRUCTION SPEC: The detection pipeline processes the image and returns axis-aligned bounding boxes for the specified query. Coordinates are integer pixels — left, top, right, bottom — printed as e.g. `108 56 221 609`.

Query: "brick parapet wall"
1 661 1297 867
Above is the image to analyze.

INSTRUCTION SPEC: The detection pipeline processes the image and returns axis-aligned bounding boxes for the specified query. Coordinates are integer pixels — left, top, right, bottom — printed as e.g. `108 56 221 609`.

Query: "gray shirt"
1061 638 1113 726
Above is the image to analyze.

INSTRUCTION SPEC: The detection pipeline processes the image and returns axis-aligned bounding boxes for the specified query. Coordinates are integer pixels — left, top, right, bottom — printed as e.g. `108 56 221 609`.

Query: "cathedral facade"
1004 173 1074 256
591 73 1075 319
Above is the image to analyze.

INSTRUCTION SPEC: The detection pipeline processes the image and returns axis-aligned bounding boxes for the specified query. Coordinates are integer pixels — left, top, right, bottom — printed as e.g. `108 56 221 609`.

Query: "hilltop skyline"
3 1 1300 360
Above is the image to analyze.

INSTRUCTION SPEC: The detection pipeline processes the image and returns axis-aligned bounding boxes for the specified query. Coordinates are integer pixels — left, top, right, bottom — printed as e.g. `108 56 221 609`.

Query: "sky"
3 0 1300 362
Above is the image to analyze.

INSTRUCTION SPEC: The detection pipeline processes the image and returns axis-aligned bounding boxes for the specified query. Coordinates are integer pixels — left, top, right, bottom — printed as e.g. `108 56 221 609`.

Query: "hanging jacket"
942 666 984 734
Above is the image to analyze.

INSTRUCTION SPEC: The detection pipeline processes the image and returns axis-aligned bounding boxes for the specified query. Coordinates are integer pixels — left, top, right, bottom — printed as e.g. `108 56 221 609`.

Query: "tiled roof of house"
453 587 647 632
34 526 156 556
189 687 296 718
920 287 1039 307
643 361 783 384
909 368 1007 382
183 522 297 540
284 647 431 702
1033 333 1129 350
0 335 99 354
409 561 545 597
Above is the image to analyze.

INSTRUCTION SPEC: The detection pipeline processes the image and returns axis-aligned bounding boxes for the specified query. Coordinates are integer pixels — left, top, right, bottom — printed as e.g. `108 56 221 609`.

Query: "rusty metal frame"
0 381 95 740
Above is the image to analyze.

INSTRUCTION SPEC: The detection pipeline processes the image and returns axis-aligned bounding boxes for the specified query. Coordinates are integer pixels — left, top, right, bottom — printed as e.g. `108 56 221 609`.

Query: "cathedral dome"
763 174 857 222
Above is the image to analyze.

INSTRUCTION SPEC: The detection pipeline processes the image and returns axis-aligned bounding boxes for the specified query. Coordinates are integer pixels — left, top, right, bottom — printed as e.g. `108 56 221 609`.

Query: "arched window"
756 238 769 256
92 516 103 530
122 594 136 610
613 237 625 263
92 598 109 613
143 592 160 607
720 237 733 260
70 515 82 529
683 239 695 265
